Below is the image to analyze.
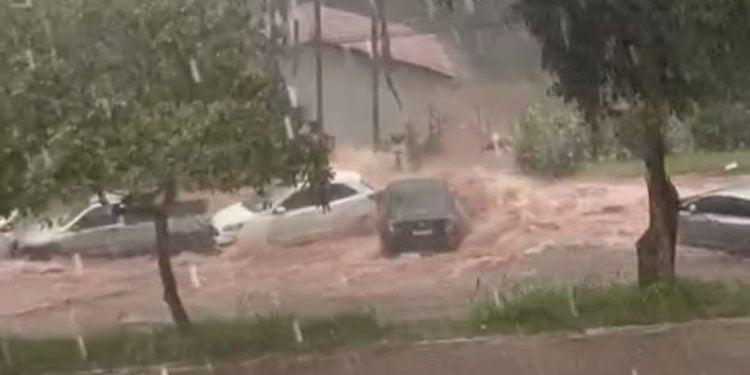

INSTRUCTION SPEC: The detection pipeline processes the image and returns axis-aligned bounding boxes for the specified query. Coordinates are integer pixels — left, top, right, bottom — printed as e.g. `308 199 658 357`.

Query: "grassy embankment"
581 150 750 178
4 278 750 374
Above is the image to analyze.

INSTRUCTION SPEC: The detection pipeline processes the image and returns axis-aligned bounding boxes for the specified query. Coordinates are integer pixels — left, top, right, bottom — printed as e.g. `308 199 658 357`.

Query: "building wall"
280 46 462 148
280 45 543 150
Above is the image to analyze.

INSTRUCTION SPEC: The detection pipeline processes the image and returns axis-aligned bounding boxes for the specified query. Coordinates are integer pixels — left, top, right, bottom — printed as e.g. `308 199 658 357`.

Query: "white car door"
326 182 374 233
268 187 329 245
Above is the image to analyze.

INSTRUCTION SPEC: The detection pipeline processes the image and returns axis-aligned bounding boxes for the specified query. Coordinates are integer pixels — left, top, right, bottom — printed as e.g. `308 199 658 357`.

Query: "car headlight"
223 223 244 233
388 221 396 233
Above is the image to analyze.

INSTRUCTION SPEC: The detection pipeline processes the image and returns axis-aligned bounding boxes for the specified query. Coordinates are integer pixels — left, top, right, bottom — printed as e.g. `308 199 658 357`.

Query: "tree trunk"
636 107 680 286
154 208 192 333
587 115 602 160
370 10 380 151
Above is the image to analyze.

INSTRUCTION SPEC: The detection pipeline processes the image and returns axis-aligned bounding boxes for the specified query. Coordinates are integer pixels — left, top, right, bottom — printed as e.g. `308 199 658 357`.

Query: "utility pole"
370 11 380 151
314 0 324 131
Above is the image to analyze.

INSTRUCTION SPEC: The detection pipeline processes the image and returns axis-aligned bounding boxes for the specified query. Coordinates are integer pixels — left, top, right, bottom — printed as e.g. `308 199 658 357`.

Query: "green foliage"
515 98 588 177
471 279 750 335
664 116 695 154
0 311 383 374
0 0 330 215
514 0 750 118
688 103 750 152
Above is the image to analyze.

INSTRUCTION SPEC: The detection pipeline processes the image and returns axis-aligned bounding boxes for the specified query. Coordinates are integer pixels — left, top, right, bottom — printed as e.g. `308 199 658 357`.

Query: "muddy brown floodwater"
0 147 739 337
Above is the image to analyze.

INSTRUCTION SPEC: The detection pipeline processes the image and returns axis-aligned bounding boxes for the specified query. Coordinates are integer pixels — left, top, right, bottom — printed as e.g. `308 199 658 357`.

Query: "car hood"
15 224 63 246
211 203 258 230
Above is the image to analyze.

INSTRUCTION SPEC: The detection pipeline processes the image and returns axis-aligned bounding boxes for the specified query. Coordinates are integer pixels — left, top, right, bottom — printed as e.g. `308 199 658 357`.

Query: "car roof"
386 177 448 192
88 192 123 205
709 186 750 200
684 184 750 203
331 170 362 184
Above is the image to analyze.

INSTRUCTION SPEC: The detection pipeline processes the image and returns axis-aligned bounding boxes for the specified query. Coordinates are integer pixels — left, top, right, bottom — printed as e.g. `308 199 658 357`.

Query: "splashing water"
628 45 640 66
425 0 436 19
492 288 502 309
73 253 83 276
263 12 272 38
464 0 475 15
292 318 304 343
25 50 35 70
286 85 298 108
189 264 202 289
189 58 202 83
567 286 579 317
10 0 32 9
68 305 78 331
1 338 11 367
450 27 461 43
558 7 571 49
76 335 88 361
284 116 295 140
271 290 281 309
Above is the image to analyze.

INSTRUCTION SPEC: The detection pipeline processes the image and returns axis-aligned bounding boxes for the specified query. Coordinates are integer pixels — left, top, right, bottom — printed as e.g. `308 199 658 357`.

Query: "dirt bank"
228 319 750 375
59 318 750 375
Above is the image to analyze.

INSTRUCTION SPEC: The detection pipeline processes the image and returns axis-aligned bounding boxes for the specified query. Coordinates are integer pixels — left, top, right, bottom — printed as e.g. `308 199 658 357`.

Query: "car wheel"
348 215 375 237
0 241 13 260
380 237 398 258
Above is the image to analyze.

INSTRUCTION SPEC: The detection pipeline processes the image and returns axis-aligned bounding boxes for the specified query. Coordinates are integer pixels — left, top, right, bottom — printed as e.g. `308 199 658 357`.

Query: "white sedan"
210 170 377 249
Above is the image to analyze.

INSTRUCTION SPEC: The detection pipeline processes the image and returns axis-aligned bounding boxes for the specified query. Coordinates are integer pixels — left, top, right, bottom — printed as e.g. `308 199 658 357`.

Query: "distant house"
280 4 460 147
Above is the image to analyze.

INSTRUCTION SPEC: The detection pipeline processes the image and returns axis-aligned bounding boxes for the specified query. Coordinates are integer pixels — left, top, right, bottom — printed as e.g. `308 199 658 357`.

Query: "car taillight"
444 220 455 233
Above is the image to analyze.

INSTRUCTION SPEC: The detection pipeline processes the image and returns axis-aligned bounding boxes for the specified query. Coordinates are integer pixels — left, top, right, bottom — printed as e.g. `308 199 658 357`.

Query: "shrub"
689 103 750 151
515 98 588 177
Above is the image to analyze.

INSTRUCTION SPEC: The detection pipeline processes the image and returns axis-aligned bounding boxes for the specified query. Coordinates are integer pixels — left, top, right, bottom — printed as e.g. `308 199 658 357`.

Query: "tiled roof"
292 4 456 77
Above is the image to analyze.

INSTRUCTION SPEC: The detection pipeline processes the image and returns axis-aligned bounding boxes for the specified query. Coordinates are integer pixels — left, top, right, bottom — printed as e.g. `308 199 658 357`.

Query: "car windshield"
241 188 291 213
56 202 91 228
388 180 451 219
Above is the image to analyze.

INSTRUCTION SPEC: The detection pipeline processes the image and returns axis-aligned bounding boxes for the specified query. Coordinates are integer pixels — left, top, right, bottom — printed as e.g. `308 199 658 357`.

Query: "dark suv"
375 177 467 256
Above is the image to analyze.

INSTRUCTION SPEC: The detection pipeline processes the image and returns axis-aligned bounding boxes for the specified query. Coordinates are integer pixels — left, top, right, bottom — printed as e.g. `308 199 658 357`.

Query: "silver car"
679 186 750 254
12 195 211 260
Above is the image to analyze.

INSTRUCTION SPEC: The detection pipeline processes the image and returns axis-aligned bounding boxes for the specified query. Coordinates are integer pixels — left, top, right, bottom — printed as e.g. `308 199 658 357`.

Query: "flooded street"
0 147 738 337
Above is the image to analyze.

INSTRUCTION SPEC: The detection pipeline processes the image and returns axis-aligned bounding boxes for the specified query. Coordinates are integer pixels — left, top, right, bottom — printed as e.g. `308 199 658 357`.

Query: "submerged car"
11 194 210 260
0 210 19 258
376 177 467 256
210 170 376 248
679 185 750 254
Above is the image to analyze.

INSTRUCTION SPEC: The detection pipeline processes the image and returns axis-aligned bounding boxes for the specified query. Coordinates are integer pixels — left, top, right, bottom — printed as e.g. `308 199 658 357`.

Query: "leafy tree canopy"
514 0 750 118
1 0 330 215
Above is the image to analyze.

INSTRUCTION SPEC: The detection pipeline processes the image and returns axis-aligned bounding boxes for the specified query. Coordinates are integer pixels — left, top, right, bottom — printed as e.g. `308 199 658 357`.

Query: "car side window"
327 183 357 202
721 197 750 218
693 196 750 217
72 206 119 231
123 209 151 225
735 199 750 218
281 188 318 212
